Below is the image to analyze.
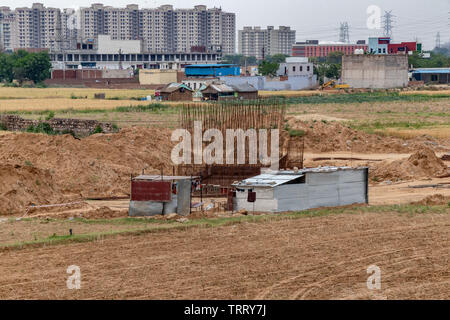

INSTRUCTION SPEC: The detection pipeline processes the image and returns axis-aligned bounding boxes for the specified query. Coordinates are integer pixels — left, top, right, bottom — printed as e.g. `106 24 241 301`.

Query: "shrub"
26 122 55 135
92 125 104 134
288 129 305 137
45 111 55 121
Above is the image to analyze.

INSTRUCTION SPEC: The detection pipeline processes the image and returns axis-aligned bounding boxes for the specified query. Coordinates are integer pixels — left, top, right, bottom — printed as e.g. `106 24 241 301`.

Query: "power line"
382 10 395 39
339 22 350 43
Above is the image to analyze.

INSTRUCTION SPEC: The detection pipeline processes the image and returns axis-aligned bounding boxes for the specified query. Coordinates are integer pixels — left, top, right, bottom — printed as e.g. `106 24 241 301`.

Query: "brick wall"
0 115 115 137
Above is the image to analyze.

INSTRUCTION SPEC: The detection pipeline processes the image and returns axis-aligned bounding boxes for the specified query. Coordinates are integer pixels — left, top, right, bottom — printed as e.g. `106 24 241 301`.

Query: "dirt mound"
27 203 128 219
286 118 446 153
0 164 67 215
371 147 448 182
412 194 450 206
0 127 174 215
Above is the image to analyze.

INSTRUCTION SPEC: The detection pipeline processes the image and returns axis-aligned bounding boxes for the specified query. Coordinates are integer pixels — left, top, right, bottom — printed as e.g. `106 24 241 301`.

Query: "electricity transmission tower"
339 22 350 43
382 11 395 39
435 32 441 49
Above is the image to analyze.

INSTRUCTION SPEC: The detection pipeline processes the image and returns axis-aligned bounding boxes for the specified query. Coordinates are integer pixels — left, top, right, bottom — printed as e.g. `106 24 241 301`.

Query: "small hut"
159 83 193 101
200 82 236 101
231 83 259 100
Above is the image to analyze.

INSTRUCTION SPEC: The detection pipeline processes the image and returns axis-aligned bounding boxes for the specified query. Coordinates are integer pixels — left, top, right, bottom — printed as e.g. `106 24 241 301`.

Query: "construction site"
0 87 449 300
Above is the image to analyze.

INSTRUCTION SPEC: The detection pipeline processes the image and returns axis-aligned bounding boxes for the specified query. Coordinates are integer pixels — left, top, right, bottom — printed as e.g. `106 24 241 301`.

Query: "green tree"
258 60 279 76
222 54 258 66
409 51 450 68
22 51 52 83
266 54 289 64
0 53 14 82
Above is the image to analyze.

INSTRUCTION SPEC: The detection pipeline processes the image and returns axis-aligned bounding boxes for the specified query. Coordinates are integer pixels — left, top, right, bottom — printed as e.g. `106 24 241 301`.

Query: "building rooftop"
233 166 367 188
185 64 237 68
133 175 198 181
412 68 450 74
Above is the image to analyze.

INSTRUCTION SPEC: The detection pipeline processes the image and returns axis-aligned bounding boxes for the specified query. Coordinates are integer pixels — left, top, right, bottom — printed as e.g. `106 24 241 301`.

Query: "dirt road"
1 211 448 300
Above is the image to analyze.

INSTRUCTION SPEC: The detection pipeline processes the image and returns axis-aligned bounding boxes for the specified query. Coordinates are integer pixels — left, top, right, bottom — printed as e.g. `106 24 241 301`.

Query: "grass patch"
4 103 175 116
278 92 450 105
2 203 447 250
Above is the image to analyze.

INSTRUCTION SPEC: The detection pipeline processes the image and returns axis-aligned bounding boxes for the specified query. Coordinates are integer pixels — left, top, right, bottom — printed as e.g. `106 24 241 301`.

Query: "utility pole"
118 48 123 70
435 32 441 49
382 11 395 39
339 22 350 43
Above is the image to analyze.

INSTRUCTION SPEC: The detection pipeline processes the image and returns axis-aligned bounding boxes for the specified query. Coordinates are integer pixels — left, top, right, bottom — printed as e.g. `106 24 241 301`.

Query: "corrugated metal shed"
201 83 235 93
159 83 193 93
133 175 198 181
232 167 369 213
412 68 450 74
234 167 356 188
231 83 258 93
236 173 305 187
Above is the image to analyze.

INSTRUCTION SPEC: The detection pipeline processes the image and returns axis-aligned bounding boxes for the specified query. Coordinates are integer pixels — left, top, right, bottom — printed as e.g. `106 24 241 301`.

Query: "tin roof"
230 83 258 93
185 64 238 68
201 82 235 93
160 83 193 93
412 68 450 74
233 166 366 188
235 173 305 187
133 175 199 181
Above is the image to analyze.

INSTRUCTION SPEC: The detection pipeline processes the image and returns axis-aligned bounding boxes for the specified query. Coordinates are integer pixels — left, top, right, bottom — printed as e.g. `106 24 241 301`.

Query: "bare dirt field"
0 91 449 300
0 209 448 300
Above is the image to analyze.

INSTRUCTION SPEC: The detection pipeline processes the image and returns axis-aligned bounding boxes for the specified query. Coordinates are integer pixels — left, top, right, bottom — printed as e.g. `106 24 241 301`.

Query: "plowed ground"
1 211 448 300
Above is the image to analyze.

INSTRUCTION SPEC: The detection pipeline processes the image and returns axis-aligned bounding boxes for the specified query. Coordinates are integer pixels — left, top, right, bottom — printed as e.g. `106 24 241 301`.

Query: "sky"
2 0 449 50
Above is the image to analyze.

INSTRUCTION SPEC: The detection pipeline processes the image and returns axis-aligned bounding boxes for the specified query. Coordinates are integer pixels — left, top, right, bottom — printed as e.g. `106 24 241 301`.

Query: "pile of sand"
412 194 450 206
286 118 446 153
371 147 448 182
0 127 174 215
0 164 67 215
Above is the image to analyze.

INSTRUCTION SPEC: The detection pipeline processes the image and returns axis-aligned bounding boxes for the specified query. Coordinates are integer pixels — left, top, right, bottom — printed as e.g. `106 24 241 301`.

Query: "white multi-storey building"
239 26 296 60
0 6 16 51
13 3 61 51
1 4 236 55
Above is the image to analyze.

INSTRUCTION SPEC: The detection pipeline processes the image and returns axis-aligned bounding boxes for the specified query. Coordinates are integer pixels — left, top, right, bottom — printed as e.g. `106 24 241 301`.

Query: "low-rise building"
292 40 368 57
369 37 419 55
277 57 313 77
185 64 240 77
232 167 369 213
159 83 194 101
129 175 194 217
411 68 450 84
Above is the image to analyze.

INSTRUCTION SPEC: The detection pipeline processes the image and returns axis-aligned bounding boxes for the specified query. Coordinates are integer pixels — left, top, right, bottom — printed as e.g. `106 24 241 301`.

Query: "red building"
388 42 417 54
292 41 368 58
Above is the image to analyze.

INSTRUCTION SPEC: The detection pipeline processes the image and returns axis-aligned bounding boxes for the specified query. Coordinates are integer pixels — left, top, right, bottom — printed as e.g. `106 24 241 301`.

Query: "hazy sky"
3 0 449 50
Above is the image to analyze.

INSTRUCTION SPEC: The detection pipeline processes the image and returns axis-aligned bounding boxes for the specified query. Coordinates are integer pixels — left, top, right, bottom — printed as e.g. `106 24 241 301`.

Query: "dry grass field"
0 99 150 113
0 86 449 300
0 206 448 300
0 87 154 100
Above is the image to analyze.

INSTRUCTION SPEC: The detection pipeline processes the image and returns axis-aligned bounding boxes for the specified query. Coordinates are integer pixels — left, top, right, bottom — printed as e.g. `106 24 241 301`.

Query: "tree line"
0 50 52 85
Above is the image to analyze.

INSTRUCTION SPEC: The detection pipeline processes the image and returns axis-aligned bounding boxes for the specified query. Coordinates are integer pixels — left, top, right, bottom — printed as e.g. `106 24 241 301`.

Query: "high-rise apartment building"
239 26 296 60
0 3 236 54
79 4 235 54
13 3 61 51
0 6 16 51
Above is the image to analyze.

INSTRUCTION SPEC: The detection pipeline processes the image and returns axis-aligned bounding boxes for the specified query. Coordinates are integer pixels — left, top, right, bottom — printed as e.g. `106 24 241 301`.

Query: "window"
293 66 296 72
307 66 310 72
